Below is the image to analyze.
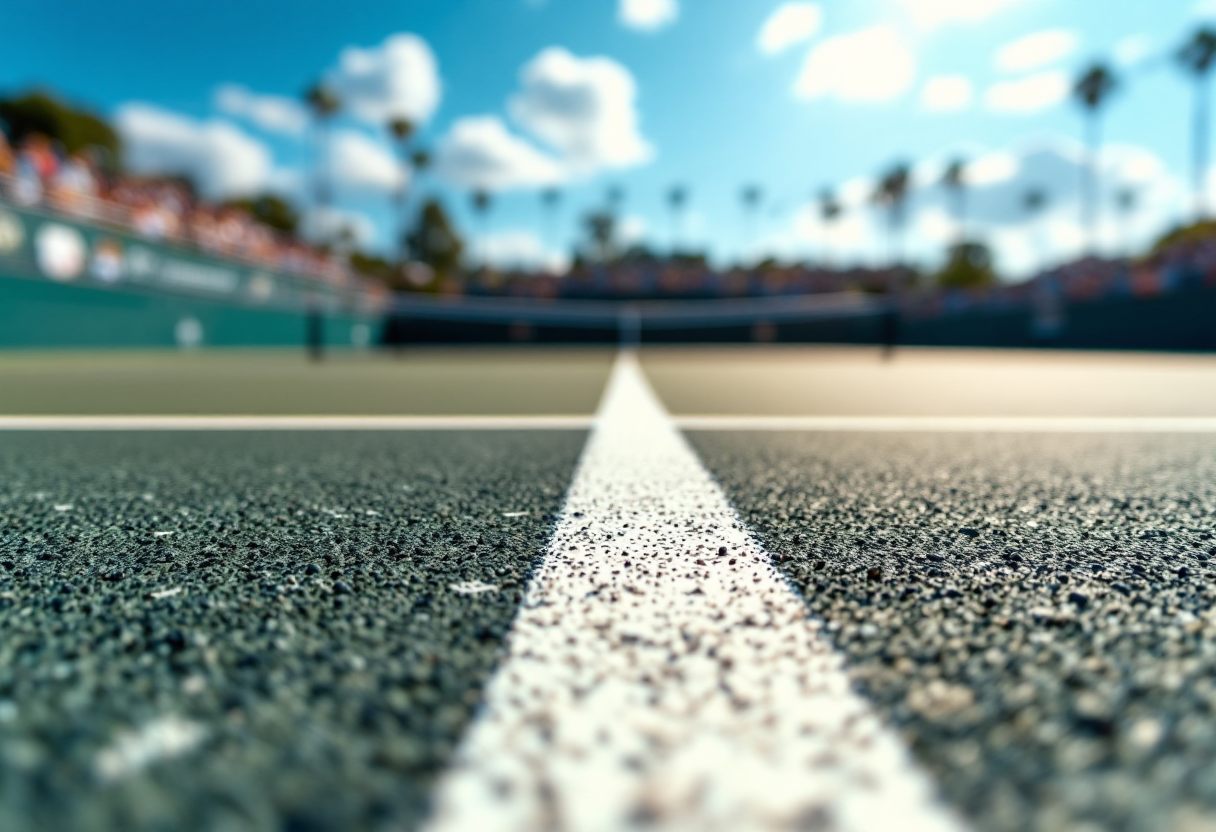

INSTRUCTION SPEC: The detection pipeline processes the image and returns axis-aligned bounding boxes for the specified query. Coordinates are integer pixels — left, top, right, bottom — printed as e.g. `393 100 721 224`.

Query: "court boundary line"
422 352 968 831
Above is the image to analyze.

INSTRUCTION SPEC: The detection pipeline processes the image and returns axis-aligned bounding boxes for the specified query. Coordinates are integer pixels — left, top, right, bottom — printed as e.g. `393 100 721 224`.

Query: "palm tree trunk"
955 189 967 244
397 149 410 262
1085 113 1101 256
315 120 334 247
1195 73 1211 221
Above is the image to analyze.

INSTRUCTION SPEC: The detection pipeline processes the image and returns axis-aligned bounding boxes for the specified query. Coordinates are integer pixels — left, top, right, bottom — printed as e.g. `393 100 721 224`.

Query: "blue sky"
2 0 1214 277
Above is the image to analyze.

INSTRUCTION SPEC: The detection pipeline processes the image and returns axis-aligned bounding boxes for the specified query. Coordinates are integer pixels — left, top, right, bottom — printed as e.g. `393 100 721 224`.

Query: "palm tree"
872 166 911 360
304 82 341 242
541 187 561 253
1073 62 1119 254
741 184 763 265
818 188 842 267
1177 27 1216 220
667 185 688 254
411 148 432 175
873 162 912 271
471 188 492 268
584 211 616 262
1023 187 1049 274
387 117 415 261
1115 186 1139 257
941 157 968 243
606 185 625 213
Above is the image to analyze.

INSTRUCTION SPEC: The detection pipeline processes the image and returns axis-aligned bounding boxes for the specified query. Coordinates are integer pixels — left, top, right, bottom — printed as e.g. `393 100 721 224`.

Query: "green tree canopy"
1150 219 1216 255
936 241 998 290
581 210 617 262
407 198 465 280
0 90 121 162
222 193 300 235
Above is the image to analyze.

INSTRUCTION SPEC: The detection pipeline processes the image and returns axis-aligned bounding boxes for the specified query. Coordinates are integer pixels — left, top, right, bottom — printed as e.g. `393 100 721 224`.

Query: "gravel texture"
0 430 584 832
690 431 1216 832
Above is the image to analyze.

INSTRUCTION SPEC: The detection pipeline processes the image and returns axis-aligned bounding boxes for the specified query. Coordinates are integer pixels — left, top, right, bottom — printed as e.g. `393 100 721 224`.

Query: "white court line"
0 415 594 430
676 415 1216 432
423 353 968 832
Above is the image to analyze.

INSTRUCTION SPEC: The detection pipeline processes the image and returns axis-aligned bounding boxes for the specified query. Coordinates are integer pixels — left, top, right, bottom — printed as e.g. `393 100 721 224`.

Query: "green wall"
0 274 377 350
0 202 382 350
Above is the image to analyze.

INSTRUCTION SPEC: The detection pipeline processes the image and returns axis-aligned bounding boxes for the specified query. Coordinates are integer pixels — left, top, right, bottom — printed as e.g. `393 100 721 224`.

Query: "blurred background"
3 0 1216 349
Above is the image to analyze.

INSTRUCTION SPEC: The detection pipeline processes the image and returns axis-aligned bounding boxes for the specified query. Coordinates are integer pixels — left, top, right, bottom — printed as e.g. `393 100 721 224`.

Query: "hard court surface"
4 345 1216 832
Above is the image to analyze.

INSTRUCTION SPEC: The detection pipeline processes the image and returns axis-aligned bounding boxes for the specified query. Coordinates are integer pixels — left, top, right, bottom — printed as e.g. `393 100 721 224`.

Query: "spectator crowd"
0 129 378 296
5 126 1216 322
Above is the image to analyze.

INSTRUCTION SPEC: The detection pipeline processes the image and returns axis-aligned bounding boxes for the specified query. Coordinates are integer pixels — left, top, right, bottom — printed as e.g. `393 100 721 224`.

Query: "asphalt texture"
690 430 1216 832
0 430 585 832
0 349 614 415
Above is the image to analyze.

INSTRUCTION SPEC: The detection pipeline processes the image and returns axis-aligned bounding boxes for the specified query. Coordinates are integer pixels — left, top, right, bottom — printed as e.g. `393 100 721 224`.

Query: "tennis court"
4 345 1216 832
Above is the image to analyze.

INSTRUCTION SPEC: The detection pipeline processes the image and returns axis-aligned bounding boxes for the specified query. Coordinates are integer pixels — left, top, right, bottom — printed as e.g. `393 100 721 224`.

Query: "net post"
618 304 641 350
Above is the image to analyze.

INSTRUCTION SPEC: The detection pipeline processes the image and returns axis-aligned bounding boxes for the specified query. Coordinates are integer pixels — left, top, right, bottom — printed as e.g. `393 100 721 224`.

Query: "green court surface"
7 346 1216 418
0 349 615 416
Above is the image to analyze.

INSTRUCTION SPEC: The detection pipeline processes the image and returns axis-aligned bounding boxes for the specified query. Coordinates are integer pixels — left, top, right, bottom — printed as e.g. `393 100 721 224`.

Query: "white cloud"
509 47 653 173
920 75 973 112
213 84 307 135
435 116 563 191
994 29 1078 73
1114 34 1153 68
838 176 875 208
984 70 1070 114
619 0 678 32
619 214 648 246
476 230 570 273
899 0 1021 30
757 3 823 56
794 26 916 103
330 130 405 193
967 150 1020 185
114 104 273 199
328 33 441 125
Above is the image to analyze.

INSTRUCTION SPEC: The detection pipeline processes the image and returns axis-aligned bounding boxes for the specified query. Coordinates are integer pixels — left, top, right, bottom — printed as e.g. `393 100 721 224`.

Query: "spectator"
0 130 14 178
51 152 98 215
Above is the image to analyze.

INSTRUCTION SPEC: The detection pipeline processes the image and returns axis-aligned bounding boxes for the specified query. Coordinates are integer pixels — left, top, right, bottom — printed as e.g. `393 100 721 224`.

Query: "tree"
582 210 617 262
818 188 843 267
873 162 912 270
304 82 341 242
541 187 561 251
387 116 416 261
407 198 464 282
1023 187 1050 274
471 188 493 267
222 193 300 235
1115 186 1139 257
606 185 625 212
941 157 968 243
1177 27 1216 219
741 184 763 264
936 241 997 290
0 90 121 161
667 185 688 253
1073 62 1119 253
